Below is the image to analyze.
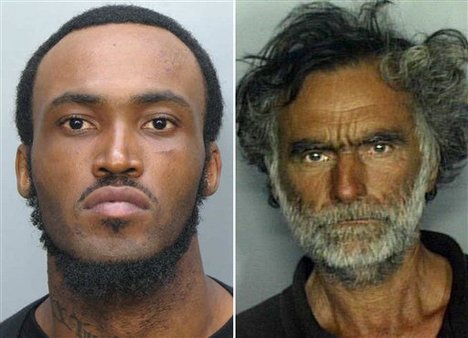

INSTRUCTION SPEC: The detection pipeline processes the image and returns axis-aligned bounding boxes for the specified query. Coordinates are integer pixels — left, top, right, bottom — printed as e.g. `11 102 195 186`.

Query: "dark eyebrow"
49 92 105 109
46 90 191 113
131 90 191 109
361 131 407 145
290 139 333 155
290 130 407 156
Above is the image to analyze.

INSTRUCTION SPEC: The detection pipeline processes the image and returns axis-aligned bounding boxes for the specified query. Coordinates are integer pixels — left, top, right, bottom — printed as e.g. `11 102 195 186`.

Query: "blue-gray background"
1 1 233 320
237 0 467 313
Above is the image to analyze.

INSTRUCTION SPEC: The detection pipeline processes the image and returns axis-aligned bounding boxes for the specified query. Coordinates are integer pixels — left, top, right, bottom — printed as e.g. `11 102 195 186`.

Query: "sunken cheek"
283 150 417 209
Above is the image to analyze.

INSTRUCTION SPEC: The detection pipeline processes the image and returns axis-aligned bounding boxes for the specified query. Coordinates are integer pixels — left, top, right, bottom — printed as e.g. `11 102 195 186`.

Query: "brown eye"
152 118 168 130
371 142 392 154
143 117 176 132
60 117 95 131
303 151 330 163
69 118 84 130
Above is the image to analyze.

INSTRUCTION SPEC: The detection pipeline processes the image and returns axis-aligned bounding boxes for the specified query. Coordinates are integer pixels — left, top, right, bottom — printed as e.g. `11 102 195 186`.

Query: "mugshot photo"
0 0 467 337
237 1 467 337
1 2 233 337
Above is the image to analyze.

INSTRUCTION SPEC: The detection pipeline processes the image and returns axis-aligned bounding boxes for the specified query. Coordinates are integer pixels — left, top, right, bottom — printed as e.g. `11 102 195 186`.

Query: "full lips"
82 186 151 217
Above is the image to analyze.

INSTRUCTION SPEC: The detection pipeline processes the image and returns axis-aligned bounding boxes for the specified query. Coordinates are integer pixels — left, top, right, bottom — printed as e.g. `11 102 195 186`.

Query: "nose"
331 152 367 203
92 123 143 178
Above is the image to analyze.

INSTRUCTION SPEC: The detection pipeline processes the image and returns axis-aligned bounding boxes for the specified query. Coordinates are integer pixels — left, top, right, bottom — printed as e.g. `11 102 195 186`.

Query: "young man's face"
17 24 220 263
272 62 433 283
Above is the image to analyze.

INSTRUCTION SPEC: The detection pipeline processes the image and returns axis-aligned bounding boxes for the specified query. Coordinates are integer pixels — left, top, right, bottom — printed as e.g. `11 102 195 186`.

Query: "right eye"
59 117 95 132
303 151 330 163
68 118 84 129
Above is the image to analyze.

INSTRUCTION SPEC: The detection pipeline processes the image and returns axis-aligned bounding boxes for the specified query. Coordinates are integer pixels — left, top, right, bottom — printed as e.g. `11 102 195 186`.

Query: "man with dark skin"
237 2 467 337
1 5 232 338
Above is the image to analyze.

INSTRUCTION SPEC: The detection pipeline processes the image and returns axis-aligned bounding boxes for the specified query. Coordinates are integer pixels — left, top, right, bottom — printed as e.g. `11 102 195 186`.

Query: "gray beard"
270 160 429 289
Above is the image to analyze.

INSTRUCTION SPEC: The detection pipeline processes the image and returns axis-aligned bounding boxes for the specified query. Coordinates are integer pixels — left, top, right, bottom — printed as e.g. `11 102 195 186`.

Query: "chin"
44 216 197 301
27 180 203 300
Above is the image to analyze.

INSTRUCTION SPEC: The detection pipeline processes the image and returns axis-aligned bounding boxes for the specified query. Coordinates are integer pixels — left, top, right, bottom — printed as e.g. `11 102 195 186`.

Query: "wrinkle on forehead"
290 62 409 113
286 102 412 128
279 62 417 147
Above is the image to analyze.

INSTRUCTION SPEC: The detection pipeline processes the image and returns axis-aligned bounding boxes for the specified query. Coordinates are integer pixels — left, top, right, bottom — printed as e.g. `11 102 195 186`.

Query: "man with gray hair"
237 1 467 337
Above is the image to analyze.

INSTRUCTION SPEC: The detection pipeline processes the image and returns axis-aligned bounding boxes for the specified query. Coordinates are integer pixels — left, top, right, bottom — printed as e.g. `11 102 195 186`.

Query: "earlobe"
427 165 439 193
424 165 439 201
203 143 222 197
16 144 32 198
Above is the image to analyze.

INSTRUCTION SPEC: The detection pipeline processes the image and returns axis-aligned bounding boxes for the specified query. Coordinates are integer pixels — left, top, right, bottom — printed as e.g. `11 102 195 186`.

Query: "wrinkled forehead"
293 62 409 113
279 62 416 142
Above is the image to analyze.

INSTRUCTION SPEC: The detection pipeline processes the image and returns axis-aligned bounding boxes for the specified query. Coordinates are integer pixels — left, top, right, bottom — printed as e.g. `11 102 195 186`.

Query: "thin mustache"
77 176 157 205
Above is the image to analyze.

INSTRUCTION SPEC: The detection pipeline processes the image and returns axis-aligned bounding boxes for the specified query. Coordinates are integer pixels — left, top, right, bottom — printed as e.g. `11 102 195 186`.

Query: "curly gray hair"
237 1 468 206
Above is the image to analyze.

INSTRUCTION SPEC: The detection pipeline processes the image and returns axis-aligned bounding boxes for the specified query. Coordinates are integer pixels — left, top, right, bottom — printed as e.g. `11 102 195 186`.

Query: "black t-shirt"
2 278 232 338
237 231 468 337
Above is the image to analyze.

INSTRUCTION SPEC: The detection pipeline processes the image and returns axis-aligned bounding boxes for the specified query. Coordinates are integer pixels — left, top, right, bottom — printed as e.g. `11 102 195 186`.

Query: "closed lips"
83 186 150 210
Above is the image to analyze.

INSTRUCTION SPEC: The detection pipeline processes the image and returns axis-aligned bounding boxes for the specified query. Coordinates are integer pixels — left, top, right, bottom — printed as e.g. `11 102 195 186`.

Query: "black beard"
27 173 206 302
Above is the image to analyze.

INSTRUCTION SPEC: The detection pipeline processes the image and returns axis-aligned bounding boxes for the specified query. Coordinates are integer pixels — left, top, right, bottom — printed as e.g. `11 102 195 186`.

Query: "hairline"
33 22 208 127
17 5 223 147
265 58 439 196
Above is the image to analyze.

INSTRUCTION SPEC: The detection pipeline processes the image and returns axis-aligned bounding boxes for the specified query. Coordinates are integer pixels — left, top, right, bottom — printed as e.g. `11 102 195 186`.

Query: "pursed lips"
82 186 150 217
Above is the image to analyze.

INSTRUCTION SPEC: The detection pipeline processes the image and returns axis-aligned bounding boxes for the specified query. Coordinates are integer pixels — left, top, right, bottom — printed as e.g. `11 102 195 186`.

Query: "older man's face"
272 62 430 285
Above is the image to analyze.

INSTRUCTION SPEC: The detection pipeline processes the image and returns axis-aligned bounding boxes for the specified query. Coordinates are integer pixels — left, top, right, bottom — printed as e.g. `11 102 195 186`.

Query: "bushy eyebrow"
361 131 407 145
289 130 408 155
290 139 332 155
45 90 192 115
131 90 190 109
49 93 104 108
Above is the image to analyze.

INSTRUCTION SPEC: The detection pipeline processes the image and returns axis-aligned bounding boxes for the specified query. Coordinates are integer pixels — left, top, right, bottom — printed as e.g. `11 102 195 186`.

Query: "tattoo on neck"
50 299 120 338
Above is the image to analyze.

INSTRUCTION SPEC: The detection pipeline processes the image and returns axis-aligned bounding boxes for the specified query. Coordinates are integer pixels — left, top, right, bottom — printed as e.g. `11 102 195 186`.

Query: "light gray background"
1 1 233 320
237 0 468 313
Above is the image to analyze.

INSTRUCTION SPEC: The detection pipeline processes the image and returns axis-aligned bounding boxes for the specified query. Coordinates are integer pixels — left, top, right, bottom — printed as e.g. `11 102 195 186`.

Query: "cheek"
279 151 422 209
143 145 205 203
280 163 331 210
366 151 421 199
30 142 89 212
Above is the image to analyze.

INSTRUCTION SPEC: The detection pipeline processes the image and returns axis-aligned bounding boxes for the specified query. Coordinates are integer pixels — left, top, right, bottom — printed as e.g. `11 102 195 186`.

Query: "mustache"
77 176 157 205
302 201 396 227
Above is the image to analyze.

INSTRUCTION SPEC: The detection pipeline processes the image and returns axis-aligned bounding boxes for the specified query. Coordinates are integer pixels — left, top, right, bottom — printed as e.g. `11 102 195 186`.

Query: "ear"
203 143 222 197
16 144 32 198
426 163 439 193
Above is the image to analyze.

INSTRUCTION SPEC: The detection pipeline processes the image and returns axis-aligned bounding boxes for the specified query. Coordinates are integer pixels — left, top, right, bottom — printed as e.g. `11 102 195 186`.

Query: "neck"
36 237 231 338
307 242 453 337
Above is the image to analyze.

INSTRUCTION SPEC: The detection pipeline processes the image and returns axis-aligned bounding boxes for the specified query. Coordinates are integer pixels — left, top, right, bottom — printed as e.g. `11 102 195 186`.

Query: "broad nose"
331 152 367 203
92 123 143 178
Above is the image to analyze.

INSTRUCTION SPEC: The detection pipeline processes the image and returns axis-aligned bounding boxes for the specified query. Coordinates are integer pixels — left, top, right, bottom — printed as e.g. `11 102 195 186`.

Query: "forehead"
279 62 415 142
33 23 205 117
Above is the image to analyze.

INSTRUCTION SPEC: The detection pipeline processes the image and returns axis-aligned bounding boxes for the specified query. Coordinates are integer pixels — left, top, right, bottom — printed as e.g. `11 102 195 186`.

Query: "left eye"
371 142 392 154
143 117 175 131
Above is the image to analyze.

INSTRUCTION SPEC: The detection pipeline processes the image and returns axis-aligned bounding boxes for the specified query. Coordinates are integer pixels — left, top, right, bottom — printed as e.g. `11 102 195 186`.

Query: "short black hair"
237 0 467 206
16 4 223 146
